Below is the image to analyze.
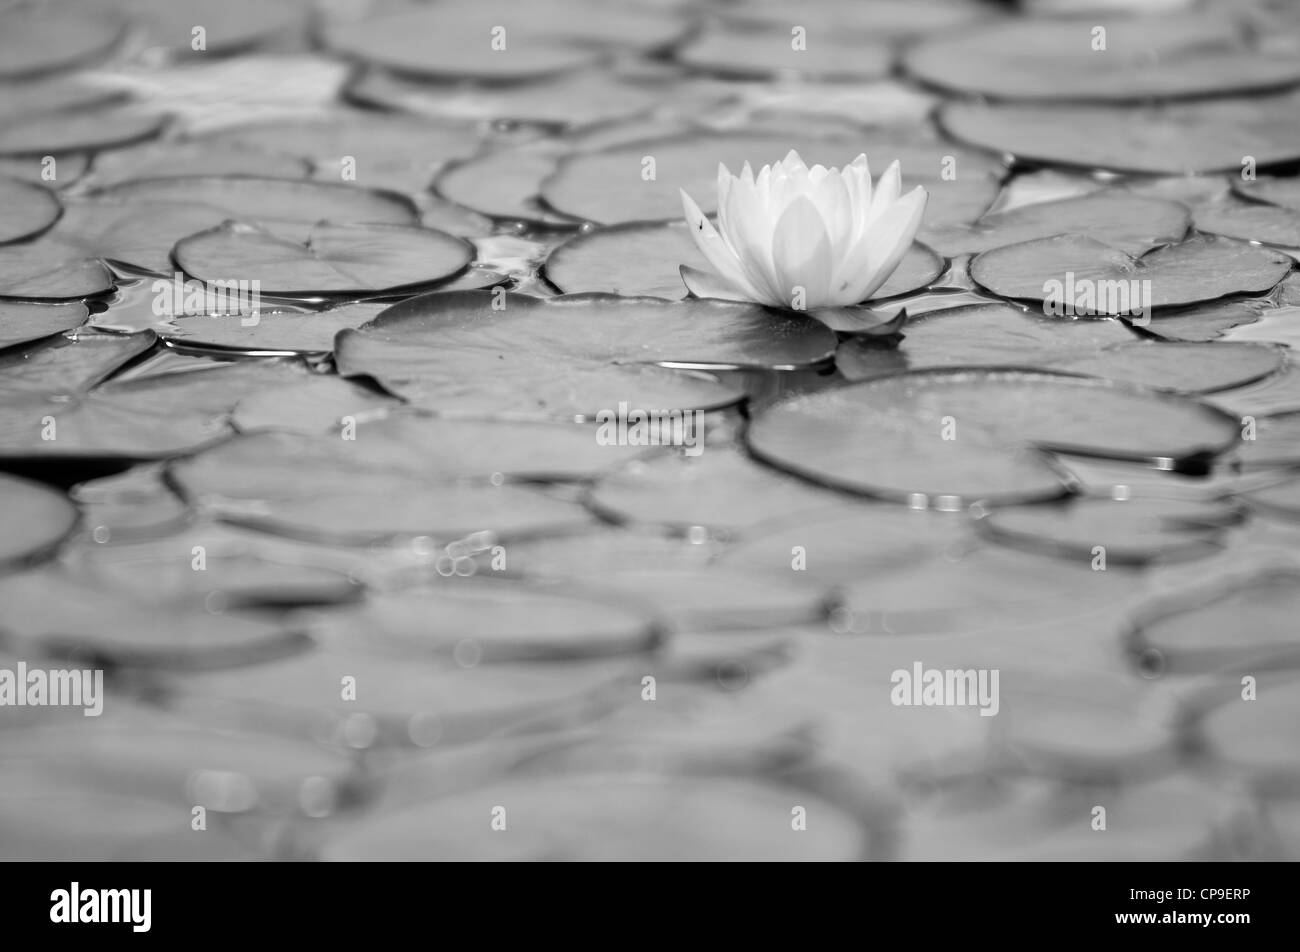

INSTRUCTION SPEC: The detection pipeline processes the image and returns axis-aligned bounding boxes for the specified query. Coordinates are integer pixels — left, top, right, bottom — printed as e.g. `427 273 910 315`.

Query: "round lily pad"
115 0 310 56
0 300 87 349
0 176 60 243
0 235 114 299
905 14 1300 102
970 234 1292 313
920 191 1189 258
747 369 1240 506
1194 200 1300 248
837 303 1135 382
1125 570 1300 674
162 301 387 356
0 105 166 156
974 495 1239 565
1050 341 1286 394
231 375 399 433
674 24 892 81
335 291 829 418
0 473 78 567
88 139 311 188
319 772 870 861
0 329 154 400
1243 473 1300 523
941 94 1300 175
354 581 659 662
173 221 473 297
435 149 570 226
0 6 125 79
541 131 1004 225
545 220 946 302
1237 176 1300 214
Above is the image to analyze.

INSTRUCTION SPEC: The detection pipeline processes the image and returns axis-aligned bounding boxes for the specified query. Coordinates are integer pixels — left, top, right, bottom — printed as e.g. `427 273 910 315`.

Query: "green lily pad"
0 300 87 349
941 93 1300 175
1235 410 1300 467
970 234 1292 313
0 176 60 243
906 14 1300 102
335 291 827 418
748 369 1240 506
0 473 78 568
173 221 473 297
545 220 946 302
837 303 1134 382
974 496 1239 565
920 191 1189 258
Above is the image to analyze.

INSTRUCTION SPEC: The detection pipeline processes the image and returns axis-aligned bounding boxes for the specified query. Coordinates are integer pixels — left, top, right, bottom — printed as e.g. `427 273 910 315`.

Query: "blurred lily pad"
674 23 891 80
748 369 1240 506
974 496 1239 565
0 473 78 568
1237 176 1300 214
0 5 125 79
942 93 1300 175
970 234 1292 312
88 139 311 187
1050 341 1286 394
435 149 571 226
173 221 473 297
1194 200 1300 248
0 105 166 156
920 192 1189 258
162 301 386 356
906 14 1300 102
545 220 945 301
114 0 310 56
0 300 87 349
335 291 826 418
0 176 60 243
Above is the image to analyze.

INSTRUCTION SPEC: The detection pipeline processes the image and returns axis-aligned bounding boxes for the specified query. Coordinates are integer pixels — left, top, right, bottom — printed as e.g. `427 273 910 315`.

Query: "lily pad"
941 93 1300 175
113 0 310 56
920 191 1189 258
1235 411 1300 467
0 329 154 400
540 132 1004 226
435 149 570 225
88 139 311 187
1236 176 1300 214
319 773 870 861
1194 200 1300 248
352 580 659 662
1139 300 1263 342
837 303 1134 382
970 234 1292 313
545 220 945 301
1243 473 1300 523
974 496 1238 565
0 300 87 349
0 105 166 156
1050 341 1286 394
1197 676 1300 792
1125 570 1300 674
674 24 892 81
0 152 89 189
747 369 1240 506
0 235 114 299
0 5 125 79
163 301 388 356
321 0 685 81
0 176 60 243
0 473 78 568
231 376 399 433
335 291 830 418
0 564 304 669
173 221 473 297
905 14 1300 102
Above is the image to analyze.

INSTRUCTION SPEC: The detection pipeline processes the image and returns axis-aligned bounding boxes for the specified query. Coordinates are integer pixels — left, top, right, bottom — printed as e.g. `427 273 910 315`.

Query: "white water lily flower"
679 150 928 310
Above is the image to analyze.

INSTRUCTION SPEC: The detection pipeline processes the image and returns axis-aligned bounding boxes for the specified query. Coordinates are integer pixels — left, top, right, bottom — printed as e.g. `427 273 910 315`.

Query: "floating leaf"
0 235 114 299
748 369 1240 506
920 191 1189 257
1194 200 1300 248
162 301 387 356
173 221 473 297
1050 341 1286 394
435 149 570 225
113 0 310 56
1237 176 1300 214
674 24 891 80
545 220 945 302
0 300 87 349
942 94 1300 175
0 5 125 79
0 176 60 243
0 473 78 568
0 105 166 156
970 234 1292 312
88 139 311 187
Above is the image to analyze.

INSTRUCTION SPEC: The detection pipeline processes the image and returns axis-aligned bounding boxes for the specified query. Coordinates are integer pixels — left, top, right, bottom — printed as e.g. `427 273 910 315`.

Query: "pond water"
1 0 1300 860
